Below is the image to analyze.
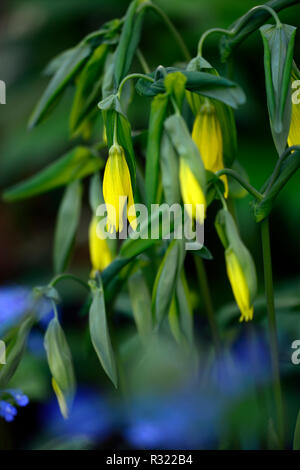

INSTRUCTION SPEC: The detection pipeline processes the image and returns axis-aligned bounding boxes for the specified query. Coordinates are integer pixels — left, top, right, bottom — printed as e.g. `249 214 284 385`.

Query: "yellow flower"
103 144 137 233
89 216 112 276
225 248 253 322
288 73 300 146
192 103 228 197
179 157 206 224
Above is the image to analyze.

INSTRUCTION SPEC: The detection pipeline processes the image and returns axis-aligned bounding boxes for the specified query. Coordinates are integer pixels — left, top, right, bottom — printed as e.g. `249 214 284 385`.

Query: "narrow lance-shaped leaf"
260 23 296 154
0 315 35 388
29 44 92 128
54 180 82 274
293 410 300 450
128 270 152 344
114 0 145 87
44 315 76 419
152 239 186 324
89 278 118 388
145 93 169 208
3 146 103 202
160 132 180 205
136 68 246 109
70 44 109 135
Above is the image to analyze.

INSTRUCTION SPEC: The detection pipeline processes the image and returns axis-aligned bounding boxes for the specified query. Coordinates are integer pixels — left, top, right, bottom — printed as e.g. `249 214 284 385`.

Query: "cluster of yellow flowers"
89 72 299 320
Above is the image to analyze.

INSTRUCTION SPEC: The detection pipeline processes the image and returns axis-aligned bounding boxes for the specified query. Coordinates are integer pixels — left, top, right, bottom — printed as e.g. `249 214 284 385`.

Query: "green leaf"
254 148 300 222
44 315 76 419
164 114 206 193
0 315 35 388
152 239 185 324
3 146 102 202
145 93 169 208
164 71 187 109
136 67 246 108
29 44 92 128
160 132 180 205
114 0 145 86
89 278 118 388
260 23 296 154
54 180 82 274
214 100 237 167
128 270 152 343
293 410 300 450
219 0 299 62
193 245 213 260
70 44 109 135
89 172 103 213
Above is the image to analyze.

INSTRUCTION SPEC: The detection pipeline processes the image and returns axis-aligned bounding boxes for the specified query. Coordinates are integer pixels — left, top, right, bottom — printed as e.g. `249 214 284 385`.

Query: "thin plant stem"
216 168 263 201
49 273 90 291
144 1 191 61
261 217 285 447
117 73 154 99
198 5 281 56
194 256 221 352
136 48 151 74
264 145 300 195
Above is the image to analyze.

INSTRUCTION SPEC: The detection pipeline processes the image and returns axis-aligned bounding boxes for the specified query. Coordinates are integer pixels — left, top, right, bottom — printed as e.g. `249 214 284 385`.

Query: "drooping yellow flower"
179 157 206 224
192 102 228 197
225 248 253 322
288 73 300 146
89 216 112 276
103 144 137 233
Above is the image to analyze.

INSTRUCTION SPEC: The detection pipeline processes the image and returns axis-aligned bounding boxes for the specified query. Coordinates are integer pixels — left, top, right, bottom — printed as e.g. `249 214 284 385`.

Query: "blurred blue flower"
0 285 54 336
7 389 29 407
0 401 17 422
39 387 115 443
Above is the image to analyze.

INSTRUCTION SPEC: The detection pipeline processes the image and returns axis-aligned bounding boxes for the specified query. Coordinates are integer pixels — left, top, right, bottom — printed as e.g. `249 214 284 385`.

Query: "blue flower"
7 389 29 407
0 401 17 422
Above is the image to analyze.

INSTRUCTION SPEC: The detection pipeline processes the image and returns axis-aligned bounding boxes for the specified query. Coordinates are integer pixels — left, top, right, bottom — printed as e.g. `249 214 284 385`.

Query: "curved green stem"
198 4 281 56
198 28 234 56
264 145 300 195
216 168 263 201
49 273 90 291
143 1 191 61
117 73 154 100
261 218 285 447
136 48 151 74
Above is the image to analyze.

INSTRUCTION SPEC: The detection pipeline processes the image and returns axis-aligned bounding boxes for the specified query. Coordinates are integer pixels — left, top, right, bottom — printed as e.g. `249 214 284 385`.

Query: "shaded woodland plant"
1 0 300 450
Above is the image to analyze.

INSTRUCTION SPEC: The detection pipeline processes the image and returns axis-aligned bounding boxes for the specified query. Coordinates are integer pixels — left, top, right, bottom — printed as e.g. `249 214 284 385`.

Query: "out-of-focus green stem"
194 257 221 351
143 1 191 61
49 273 90 291
216 168 263 201
261 217 285 447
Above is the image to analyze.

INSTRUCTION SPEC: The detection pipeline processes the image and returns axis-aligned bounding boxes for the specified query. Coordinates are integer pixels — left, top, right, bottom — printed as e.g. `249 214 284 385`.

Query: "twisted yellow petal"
89 217 112 275
192 105 228 197
225 248 253 322
288 102 300 147
179 158 206 224
103 144 137 233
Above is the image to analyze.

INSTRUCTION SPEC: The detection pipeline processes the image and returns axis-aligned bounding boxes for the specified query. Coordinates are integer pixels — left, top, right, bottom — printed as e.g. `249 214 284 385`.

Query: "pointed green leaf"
152 239 185 324
260 23 296 154
89 278 118 387
160 132 180 206
54 180 82 274
145 93 169 208
70 44 109 134
44 315 76 419
0 315 35 388
293 410 300 450
3 146 102 202
128 270 152 343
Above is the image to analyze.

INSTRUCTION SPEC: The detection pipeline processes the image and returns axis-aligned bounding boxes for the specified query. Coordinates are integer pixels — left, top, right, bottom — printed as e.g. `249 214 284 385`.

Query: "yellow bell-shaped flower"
192 102 228 197
225 248 253 322
89 216 112 276
103 144 137 233
179 157 206 224
288 72 300 146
